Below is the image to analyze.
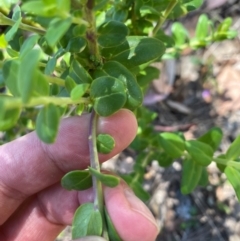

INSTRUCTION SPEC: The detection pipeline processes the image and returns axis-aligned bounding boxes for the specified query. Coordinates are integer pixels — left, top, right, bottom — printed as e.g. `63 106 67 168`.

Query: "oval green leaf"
110 36 166 68
36 103 60 143
97 134 115 154
159 132 185 159
185 140 213 166
61 170 92 191
98 20 128 48
102 61 143 110
198 127 223 151
226 136 240 161
181 159 203 194
225 166 240 202
90 76 127 116
72 203 102 239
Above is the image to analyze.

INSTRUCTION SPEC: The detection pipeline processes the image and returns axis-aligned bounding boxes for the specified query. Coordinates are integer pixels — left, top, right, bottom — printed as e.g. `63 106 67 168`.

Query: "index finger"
0 109 137 224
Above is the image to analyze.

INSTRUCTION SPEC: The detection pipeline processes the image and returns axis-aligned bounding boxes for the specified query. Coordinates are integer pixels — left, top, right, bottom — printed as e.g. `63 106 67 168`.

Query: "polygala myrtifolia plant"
0 0 238 239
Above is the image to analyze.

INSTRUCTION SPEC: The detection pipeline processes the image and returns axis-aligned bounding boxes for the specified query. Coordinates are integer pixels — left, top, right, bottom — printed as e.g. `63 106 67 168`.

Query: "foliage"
0 0 238 240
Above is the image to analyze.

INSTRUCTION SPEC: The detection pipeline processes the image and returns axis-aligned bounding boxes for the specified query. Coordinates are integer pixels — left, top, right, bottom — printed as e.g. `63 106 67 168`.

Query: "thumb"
104 182 159 241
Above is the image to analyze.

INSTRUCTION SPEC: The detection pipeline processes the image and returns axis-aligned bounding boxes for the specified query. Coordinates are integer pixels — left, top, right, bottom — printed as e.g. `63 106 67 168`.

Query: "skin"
0 109 159 241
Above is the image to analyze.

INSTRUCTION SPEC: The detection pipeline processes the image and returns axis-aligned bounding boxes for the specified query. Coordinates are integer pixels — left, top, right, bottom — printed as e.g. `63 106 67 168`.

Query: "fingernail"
124 188 159 229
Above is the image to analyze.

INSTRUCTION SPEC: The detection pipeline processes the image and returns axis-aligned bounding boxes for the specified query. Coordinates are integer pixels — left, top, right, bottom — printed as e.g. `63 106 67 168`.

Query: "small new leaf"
97 134 115 154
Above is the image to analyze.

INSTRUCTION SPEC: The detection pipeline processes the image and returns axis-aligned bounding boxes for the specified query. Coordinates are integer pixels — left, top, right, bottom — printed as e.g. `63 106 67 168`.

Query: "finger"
1 181 158 241
73 237 107 241
0 109 137 224
104 183 159 241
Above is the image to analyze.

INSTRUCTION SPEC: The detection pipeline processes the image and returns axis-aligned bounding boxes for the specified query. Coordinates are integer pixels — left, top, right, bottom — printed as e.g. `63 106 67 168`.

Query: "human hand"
0 109 159 241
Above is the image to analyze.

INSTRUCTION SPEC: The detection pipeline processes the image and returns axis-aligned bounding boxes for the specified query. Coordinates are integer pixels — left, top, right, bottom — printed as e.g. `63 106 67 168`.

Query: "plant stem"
2 96 90 109
214 158 240 171
0 13 46 35
152 0 178 36
131 151 153 184
84 0 102 66
88 110 109 240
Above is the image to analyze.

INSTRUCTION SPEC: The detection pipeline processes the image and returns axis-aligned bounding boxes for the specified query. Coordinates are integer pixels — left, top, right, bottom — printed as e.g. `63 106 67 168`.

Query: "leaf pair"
91 61 143 116
61 168 120 191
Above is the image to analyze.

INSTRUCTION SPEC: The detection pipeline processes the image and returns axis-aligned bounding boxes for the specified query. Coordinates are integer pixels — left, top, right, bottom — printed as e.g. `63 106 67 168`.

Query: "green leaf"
90 76 127 116
22 1 56 17
198 127 223 151
104 207 122 241
181 159 203 194
198 167 209 187
156 152 174 167
0 98 21 130
172 22 189 47
88 167 120 188
0 34 7 48
102 61 143 110
45 17 72 48
61 170 92 191
225 166 240 201
36 103 60 143
2 59 20 96
72 203 102 239
226 136 240 161
98 20 128 48
70 83 90 101
66 37 86 53
109 36 165 68
97 134 115 154
159 132 185 159
20 35 40 58
70 60 92 84
65 76 77 93
33 71 50 96
195 14 209 40
137 66 160 87
44 57 57 75
185 140 213 166
131 179 150 202
5 6 22 42
18 48 41 103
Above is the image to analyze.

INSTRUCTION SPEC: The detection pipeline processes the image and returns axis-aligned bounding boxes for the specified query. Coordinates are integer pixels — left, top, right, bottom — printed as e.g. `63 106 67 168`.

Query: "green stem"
131 151 153 184
214 158 240 171
3 96 90 109
84 0 102 66
88 110 109 240
0 13 46 35
152 0 178 36
45 76 65 86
